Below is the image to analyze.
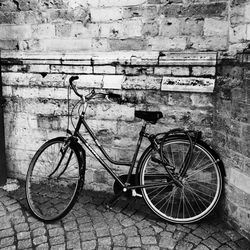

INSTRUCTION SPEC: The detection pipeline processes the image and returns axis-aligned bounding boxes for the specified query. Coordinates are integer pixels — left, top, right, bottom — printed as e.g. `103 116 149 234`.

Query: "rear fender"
136 135 226 179
69 139 86 180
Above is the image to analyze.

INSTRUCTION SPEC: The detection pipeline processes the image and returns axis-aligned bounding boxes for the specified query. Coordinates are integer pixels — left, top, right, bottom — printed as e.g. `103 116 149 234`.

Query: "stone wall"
1 51 216 192
214 51 250 239
0 0 245 53
0 0 250 239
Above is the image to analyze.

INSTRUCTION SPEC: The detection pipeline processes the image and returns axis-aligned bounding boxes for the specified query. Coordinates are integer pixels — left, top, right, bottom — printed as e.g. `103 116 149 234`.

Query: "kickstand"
105 191 123 210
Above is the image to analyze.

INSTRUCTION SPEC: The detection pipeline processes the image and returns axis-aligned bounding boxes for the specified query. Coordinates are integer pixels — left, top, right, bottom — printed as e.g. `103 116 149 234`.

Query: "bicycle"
25 76 224 223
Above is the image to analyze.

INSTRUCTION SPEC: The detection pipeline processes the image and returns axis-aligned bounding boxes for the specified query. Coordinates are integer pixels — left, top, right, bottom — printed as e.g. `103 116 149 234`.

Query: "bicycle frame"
71 110 175 191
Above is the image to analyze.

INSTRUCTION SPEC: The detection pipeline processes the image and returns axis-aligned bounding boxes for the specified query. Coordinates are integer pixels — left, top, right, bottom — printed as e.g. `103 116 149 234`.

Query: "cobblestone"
0 184 249 250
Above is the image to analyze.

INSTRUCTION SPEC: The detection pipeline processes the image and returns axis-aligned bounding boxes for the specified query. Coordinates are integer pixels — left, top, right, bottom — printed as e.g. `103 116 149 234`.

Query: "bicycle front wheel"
26 137 83 222
139 137 222 223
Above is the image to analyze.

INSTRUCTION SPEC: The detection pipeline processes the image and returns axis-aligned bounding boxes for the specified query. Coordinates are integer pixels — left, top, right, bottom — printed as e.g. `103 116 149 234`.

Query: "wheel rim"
141 140 222 223
26 141 80 221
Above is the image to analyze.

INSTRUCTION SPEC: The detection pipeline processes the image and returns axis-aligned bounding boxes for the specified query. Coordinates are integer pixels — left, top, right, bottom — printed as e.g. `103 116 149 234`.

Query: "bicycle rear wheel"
139 137 222 223
26 137 83 222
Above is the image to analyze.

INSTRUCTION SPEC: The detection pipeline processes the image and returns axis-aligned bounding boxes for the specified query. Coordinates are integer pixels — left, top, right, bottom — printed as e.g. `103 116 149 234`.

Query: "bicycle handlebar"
69 76 83 99
69 76 122 103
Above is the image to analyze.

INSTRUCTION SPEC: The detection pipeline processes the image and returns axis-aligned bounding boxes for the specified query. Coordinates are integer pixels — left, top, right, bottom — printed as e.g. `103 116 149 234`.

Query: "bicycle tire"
139 136 223 223
25 137 84 222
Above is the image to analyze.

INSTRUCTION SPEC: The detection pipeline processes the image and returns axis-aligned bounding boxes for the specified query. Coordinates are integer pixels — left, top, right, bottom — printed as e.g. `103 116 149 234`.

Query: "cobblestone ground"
0 181 250 250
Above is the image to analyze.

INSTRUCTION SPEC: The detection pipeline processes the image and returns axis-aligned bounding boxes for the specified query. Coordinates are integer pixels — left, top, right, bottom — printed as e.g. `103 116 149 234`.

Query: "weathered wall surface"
0 0 232 52
1 0 250 239
214 51 250 239
1 51 216 192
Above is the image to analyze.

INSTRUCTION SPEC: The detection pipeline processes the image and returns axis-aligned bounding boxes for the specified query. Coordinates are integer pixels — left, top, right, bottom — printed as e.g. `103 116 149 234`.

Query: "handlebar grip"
108 93 121 99
69 76 82 98
69 76 79 84
108 92 123 104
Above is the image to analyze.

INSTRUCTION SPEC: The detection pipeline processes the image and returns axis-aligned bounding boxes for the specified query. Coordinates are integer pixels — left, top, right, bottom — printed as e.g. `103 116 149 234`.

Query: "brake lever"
105 95 112 102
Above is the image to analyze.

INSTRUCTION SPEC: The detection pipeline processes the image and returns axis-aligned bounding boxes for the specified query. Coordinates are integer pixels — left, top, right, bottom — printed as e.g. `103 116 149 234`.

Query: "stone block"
159 52 217 66
50 65 92 74
192 66 216 76
32 23 55 39
247 24 250 40
94 103 135 121
67 74 103 88
0 24 32 40
2 72 31 86
159 17 180 38
230 5 245 25
123 75 161 90
180 17 204 36
98 0 146 7
142 21 159 37
93 66 116 74
204 18 228 36
109 38 146 50
154 67 172 75
29 65 50 73
90 7 123 22
55 23 71 37
245 4 250 22
0 0 18 11
70 23 94 38
189 36 228 51
161 76 215 93
149 37 187 51
102 75 124 89
229 168 250 194
229 24 247 43
39 38 92 51
100 19 143 39
161 2 227 17
0 40 18 50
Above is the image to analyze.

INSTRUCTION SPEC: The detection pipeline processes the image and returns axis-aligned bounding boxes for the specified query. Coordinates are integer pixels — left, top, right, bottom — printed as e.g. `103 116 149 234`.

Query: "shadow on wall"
213 47 250 241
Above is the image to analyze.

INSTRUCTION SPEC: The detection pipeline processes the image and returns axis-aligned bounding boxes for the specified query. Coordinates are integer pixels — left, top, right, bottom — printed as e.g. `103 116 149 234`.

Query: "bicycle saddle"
135 111 163 124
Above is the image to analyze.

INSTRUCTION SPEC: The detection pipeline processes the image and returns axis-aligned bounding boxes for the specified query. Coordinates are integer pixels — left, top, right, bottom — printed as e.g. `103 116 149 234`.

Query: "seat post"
126 121 148 184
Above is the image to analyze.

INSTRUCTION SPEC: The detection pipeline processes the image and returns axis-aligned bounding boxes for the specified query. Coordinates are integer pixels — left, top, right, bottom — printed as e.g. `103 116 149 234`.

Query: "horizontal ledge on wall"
161 77 215 93
1 51 218 66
